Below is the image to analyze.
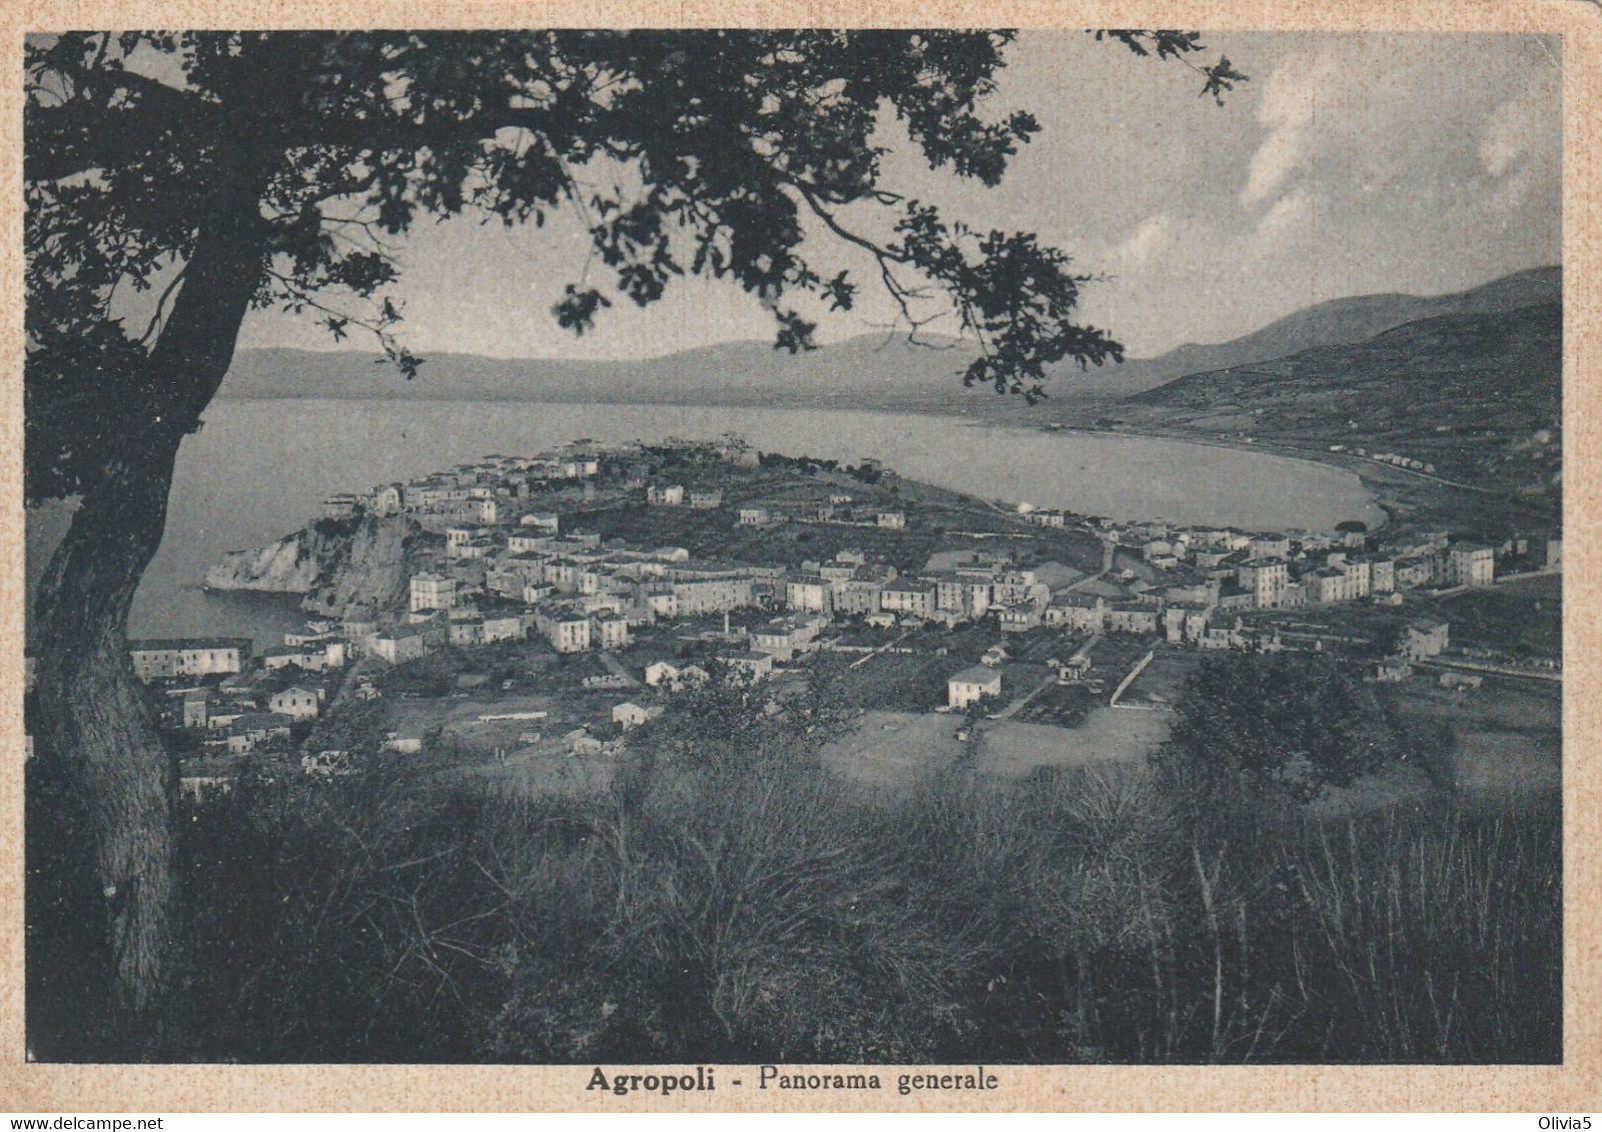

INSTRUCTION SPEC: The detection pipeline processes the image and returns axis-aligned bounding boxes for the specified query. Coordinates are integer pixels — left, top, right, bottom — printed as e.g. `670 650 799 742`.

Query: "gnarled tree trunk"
30 434 191 1057
28 187 268 1058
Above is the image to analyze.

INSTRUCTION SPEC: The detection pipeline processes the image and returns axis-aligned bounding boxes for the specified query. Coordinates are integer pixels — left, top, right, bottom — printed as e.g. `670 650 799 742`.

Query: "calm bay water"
25 399 1382 643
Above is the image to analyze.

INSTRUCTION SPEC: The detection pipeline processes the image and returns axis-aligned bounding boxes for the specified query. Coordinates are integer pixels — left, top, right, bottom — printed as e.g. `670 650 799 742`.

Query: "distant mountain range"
217 264 1560 411
217 332 987 407
1123 297 1561 493
1063 264 1560 400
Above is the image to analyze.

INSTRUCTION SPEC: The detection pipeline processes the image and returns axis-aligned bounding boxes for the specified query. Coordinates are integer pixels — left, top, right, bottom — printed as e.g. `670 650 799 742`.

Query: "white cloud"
1481 78 1558 211
1241 127 1304 208
1109 212 1176 266
1239 49 1343 206
1482 82 1542 176
1481 113 1523 178
1254 190 1316 244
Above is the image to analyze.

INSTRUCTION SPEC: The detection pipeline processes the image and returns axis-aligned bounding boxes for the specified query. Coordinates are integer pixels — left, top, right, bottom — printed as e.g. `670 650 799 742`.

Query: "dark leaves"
380 342 424 380
1160 653 1401 805
822 270 856 313
1095 29 1248 106
552 284 612 335
1199 55 1249 106
25 28 1243 502
772 308 817 354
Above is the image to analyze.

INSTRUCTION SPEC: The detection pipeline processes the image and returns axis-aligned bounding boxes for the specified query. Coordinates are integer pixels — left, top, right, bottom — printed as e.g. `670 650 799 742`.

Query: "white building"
592 613 631 650
410 572 457 612
1446 543 1495 587
613 701 665 730
880 580 937 619
268 686 321 721
128 638 252 682
536 606 592 653
948 665 1002 710
644 661 709 691
786 576 831 614
1403 618 1450 660
1238 559 1290 609
372 625 429 665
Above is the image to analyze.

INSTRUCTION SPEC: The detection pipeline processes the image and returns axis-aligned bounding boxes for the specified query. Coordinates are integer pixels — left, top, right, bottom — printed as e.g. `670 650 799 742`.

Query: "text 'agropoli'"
586 1065 1001 1097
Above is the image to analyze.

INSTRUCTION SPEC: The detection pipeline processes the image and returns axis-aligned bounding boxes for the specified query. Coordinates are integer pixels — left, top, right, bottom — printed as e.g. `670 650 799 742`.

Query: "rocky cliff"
206 514 419 617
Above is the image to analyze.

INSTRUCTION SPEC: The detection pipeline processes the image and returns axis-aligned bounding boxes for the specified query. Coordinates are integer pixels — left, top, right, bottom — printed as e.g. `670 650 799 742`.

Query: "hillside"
217 266 1560 411
1123 300 1561 494
216 334 984 408
1062 264 1560 400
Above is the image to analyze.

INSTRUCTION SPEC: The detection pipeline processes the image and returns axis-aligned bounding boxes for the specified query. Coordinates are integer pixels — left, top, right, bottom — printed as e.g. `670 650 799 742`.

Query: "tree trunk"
30 436 190 1055
28 186 268 1057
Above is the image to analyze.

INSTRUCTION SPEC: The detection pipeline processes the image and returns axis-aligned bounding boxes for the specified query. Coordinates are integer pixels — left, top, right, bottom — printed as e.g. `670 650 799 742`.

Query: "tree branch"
138 263 190 347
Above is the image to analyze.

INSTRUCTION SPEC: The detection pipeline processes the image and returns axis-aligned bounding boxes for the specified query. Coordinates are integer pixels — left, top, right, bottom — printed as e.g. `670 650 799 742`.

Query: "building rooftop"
129 637 252 652
378 624 430 640
230 712 294 732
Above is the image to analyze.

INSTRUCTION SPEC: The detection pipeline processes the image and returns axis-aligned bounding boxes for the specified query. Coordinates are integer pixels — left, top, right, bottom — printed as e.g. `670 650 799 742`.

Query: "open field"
1446 729 1562 801
452 744 625 798
820 709 965 786
1011 681 1100 726
1118 647 1205 708
821 623 994 711
1388 675 1560 733
822 701 1171 788
1427 574 1562 658
1384 678 1561 805
972 707 1171 778
1079 632 1152 685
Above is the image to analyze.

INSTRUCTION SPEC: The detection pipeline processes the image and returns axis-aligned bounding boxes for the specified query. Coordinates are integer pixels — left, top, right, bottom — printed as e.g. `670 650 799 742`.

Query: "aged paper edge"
0 0 1596 1113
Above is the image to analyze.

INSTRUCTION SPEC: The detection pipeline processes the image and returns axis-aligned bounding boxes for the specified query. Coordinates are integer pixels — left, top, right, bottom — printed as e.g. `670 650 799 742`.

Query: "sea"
23 399 1384 646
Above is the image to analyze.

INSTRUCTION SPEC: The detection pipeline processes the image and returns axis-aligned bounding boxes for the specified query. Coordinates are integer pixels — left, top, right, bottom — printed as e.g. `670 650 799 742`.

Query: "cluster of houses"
1124 524 1513 606
774 521 1525 655
128 633 338 757
283 443 1560 689
1327 444 1436 474
287 442 923 673
323 445 607 527
309 439 812 665
120 440 1561 794
782 551 1051 630
324 435 769 528
736 497 906 529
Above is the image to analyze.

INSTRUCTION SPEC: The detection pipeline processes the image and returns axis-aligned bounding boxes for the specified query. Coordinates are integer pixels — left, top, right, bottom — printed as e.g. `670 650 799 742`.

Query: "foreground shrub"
136 739 1559 1065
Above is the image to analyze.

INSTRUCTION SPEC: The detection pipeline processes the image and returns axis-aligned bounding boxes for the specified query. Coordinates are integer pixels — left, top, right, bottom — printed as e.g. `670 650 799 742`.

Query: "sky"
236 30 1563 363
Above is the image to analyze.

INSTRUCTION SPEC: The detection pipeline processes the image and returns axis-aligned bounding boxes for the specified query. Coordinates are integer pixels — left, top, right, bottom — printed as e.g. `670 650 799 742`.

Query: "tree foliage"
26 29 1241 504
1160 652 1399 803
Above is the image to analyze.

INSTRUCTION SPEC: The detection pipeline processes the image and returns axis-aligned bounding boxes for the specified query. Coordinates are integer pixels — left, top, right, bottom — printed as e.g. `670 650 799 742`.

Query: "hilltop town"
63 435 1560 800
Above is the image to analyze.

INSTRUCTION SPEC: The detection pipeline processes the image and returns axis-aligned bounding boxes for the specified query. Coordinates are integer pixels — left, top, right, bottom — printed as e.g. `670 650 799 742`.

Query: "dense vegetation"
1157 652 1452 804
28 673 1560 1064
